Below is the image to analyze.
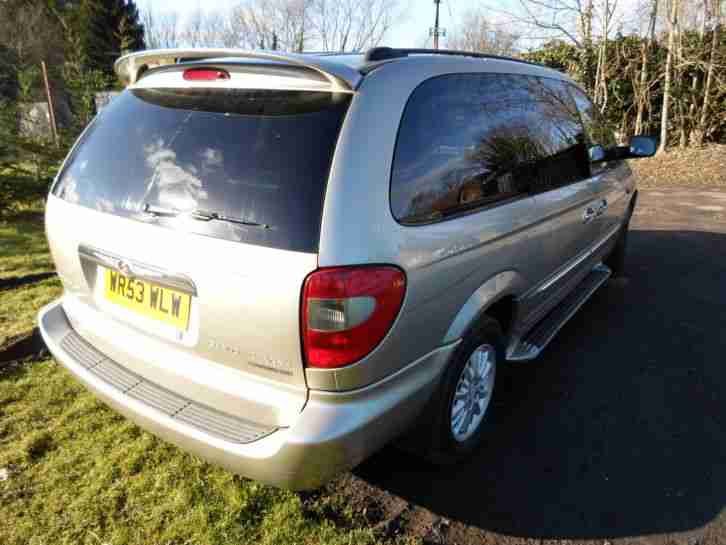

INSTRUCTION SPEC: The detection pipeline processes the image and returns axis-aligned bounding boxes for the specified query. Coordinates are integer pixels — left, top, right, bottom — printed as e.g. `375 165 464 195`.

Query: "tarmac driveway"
352 188 726 545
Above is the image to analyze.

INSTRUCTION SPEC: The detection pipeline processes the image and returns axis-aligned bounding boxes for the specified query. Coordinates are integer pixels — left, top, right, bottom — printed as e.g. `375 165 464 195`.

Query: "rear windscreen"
52 88 351 253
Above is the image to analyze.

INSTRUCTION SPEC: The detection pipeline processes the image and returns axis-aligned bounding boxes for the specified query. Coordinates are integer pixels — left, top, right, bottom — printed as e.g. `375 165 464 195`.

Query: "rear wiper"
142 203 270 229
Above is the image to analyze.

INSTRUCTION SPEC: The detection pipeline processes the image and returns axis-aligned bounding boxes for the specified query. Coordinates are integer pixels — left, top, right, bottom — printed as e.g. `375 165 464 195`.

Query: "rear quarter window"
390 73 590 224
53 88 351 253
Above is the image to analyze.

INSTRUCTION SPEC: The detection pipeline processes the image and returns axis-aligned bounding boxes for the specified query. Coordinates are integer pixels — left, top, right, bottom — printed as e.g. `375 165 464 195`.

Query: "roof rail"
114 48 360 90
364 47 540 68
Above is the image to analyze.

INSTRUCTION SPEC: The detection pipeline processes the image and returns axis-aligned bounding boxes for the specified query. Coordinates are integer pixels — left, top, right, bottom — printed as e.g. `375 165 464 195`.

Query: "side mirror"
588 145 607 163
627 135 657 158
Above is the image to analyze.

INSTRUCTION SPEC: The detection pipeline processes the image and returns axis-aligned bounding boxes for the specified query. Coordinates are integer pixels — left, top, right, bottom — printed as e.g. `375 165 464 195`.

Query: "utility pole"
429 0 446 49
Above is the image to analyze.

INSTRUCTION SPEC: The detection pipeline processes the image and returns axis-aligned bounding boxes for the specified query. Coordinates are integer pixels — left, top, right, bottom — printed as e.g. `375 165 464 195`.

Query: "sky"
135 0 514 49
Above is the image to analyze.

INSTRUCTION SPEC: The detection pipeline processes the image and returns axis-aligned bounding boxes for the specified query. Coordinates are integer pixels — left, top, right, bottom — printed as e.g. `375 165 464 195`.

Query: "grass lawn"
0 277 62 347
0 210 56 281
0 194 61 347
0 196 400 545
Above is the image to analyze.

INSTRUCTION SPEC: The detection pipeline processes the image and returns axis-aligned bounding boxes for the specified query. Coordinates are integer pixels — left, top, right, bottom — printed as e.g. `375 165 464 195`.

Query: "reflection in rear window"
53 88 351 253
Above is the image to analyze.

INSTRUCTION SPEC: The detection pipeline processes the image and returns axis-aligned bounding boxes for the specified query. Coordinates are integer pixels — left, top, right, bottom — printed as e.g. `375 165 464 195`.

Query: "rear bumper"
39 298 457 490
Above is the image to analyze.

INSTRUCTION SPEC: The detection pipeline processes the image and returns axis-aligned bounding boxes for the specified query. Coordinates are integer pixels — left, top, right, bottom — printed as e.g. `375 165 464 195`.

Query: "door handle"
596 199 608 216
582 206 597 224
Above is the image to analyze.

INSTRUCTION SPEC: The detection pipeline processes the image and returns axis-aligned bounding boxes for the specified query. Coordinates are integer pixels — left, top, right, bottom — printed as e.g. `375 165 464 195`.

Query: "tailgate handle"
78 244 197 296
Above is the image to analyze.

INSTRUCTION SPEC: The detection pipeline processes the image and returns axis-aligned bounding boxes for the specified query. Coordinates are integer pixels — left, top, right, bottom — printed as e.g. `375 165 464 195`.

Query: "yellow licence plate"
103 268 191 331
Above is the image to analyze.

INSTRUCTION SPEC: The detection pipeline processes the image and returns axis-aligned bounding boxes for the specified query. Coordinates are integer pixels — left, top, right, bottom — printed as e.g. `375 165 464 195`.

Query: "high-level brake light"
183 68 231 81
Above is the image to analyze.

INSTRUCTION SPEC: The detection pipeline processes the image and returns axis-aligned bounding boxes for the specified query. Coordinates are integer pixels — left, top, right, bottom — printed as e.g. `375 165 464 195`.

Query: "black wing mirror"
590 136 658 163
588 145 607 162
626 135 657 158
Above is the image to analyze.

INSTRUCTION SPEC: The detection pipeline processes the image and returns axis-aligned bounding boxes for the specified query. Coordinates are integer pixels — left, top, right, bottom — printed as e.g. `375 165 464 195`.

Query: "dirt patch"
325 472 479 544
309 474 411 531
631 144 726 187
0 328 47 367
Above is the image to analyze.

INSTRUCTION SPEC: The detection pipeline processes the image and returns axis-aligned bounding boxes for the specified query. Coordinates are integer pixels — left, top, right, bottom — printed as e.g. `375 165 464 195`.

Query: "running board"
507 264 611 361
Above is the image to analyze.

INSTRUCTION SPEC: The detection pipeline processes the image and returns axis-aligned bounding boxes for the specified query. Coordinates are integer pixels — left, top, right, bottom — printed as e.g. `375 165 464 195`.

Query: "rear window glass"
53 88 351 253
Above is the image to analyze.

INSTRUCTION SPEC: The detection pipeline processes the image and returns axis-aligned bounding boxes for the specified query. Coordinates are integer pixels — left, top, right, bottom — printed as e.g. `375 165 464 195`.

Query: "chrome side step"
507 264 611 361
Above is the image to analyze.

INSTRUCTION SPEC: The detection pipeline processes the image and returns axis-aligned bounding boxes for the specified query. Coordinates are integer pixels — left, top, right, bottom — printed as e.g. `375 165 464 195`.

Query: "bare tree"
592 0 618 109
447 9 521 55
182 9 206 48
634 0 658 134
229 0 399 52
658 0 680 154
141 8 181 49
694 0 722 145
229 0 307 50
503 0 592 47
494 0 632 54
308 0 398 51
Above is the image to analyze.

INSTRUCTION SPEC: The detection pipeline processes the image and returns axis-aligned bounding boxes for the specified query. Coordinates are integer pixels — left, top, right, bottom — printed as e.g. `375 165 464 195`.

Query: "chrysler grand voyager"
39 47 656 489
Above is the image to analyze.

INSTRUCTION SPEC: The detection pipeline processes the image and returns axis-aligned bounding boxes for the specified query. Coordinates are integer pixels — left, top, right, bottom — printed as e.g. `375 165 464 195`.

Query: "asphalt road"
352 188 726 545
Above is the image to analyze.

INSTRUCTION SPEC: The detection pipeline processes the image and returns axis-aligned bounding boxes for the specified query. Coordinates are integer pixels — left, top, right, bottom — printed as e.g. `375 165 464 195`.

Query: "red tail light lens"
183 68 231 81
302 266 406 369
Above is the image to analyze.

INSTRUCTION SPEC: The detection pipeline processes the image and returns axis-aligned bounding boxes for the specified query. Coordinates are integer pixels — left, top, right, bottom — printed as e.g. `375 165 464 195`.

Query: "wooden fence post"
41 61 59 148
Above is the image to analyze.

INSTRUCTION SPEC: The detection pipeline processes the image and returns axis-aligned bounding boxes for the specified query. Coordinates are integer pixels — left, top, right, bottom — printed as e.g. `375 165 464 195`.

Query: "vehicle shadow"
355 229 726 540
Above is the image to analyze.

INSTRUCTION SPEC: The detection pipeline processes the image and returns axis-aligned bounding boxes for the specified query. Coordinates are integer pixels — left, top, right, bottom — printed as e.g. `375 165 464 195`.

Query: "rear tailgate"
46 65 352 426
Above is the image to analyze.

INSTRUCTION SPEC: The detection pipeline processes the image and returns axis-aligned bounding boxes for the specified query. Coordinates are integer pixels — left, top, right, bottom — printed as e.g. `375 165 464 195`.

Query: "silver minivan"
39 47 656 490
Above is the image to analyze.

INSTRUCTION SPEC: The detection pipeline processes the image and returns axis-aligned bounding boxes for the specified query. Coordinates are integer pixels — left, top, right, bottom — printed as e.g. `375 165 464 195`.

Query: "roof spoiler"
114 48 359 91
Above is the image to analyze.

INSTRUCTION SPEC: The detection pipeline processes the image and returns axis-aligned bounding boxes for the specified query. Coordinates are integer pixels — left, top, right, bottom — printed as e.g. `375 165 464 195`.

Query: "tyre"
422 317 505 464
605 194 637 278
604 222 629 277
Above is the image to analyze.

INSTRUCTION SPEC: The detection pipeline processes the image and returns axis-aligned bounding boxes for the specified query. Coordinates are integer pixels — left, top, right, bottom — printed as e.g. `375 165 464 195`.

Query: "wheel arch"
442 270 526 345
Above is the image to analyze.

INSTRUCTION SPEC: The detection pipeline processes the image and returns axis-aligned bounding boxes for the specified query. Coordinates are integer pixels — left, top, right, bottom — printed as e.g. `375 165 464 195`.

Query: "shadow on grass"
0 272 56 291
0 328 47 366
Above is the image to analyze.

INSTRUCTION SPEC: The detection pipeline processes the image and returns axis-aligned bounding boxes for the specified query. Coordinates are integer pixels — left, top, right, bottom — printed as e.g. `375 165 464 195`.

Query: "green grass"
0 196 54 280
0 169 54 220
0 199 59 346
0 360 384 545
0 277 62 346
0 212 54 280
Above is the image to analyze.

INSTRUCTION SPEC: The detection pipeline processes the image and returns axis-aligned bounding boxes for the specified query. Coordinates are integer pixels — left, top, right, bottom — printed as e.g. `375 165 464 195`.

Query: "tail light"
301 266 406 369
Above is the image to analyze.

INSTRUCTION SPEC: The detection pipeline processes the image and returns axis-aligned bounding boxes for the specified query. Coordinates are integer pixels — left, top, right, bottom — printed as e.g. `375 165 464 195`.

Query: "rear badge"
208 338 241 356
208 339 292 375
117 260 132 277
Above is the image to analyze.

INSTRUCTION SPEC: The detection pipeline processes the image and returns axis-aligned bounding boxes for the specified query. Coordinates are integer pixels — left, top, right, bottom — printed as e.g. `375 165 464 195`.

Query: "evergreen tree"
75 0 144 75
116 0 144 55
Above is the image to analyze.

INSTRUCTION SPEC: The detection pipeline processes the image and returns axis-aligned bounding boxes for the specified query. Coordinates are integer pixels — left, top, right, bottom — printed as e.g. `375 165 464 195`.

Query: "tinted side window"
568 85 617 150
390 74 590 224
569 85 620 174
528 77 590 192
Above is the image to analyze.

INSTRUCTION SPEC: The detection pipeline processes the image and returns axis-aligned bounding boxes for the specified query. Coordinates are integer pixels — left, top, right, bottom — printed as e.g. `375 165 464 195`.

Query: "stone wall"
18 102 52 140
